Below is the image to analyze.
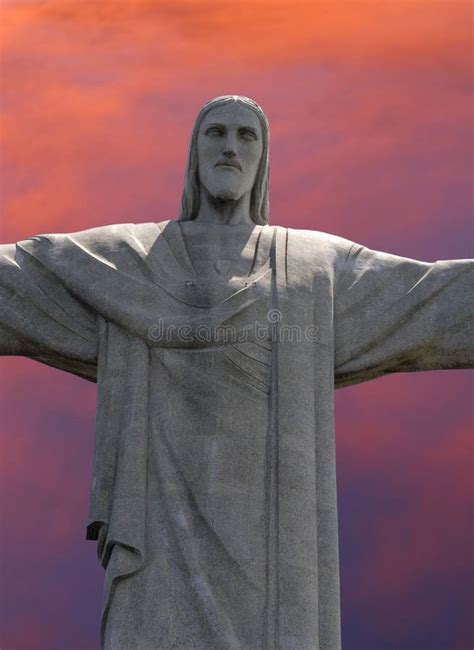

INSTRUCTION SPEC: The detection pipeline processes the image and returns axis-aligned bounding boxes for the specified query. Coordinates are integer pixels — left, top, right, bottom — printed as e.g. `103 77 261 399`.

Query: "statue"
1 95 472 650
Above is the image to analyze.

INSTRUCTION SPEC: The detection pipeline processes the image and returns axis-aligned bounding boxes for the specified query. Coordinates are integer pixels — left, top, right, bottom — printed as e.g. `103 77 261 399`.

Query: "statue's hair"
178 95 270 225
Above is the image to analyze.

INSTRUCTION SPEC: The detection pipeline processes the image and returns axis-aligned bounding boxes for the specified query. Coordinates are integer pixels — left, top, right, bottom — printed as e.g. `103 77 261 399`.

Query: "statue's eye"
206 127 223 136
241 130 258 141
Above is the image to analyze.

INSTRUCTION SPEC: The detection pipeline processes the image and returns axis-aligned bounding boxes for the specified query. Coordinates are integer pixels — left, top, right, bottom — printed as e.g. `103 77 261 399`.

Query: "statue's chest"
147 226 273 309
186 239 256 276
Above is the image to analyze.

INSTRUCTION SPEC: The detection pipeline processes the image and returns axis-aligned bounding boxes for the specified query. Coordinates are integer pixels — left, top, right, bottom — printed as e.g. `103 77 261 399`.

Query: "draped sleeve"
334 242 474 388
0 234 98 381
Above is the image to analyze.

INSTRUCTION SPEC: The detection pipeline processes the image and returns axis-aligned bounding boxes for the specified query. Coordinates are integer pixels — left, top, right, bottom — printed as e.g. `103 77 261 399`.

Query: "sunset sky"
1 1 472 649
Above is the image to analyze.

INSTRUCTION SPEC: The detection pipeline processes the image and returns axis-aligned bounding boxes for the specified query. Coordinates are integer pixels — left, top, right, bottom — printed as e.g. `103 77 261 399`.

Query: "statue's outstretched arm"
0 236 98 381
333 243 473 388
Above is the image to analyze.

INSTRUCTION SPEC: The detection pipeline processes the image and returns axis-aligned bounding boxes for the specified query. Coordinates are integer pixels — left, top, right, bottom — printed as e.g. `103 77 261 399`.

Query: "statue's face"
197 103 263 202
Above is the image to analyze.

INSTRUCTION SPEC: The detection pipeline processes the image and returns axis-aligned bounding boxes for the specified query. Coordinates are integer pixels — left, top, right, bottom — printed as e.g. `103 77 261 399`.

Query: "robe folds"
1 220 473 649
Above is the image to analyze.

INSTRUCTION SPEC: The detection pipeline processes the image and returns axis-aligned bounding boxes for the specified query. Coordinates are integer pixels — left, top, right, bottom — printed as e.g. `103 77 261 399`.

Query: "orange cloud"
1 0 472 242
3 1 471 68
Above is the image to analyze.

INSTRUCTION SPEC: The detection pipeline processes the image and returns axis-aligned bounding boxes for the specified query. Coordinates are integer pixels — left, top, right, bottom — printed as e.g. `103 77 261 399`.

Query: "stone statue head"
179 95 270 225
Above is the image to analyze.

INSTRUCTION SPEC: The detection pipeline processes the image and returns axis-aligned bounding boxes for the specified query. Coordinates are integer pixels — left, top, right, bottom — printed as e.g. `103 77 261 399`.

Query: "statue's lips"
215 162 241 171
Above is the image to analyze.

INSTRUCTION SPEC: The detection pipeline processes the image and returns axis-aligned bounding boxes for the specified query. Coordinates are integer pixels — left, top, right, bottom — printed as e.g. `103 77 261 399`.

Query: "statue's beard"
204 186 243 203
214 189 240 201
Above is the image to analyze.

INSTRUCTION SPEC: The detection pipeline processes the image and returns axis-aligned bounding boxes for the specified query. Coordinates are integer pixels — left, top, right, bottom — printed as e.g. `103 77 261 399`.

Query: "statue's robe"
1 221 472 650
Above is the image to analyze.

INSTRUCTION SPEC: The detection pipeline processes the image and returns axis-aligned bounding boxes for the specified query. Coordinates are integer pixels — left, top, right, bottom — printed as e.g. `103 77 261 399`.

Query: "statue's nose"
222 133 238 156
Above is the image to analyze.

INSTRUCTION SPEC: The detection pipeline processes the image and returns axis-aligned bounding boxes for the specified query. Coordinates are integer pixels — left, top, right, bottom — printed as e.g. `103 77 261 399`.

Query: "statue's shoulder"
277 225 355 264
30 220 163 252
17 221 166 270
67 221 161 249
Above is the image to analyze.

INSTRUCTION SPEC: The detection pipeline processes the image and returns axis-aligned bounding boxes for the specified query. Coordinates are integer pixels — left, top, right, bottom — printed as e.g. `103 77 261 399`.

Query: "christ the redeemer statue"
1 95 472 650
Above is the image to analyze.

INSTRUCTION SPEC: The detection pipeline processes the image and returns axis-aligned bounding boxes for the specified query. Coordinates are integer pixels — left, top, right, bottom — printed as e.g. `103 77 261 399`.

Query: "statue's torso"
104 220 274 648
